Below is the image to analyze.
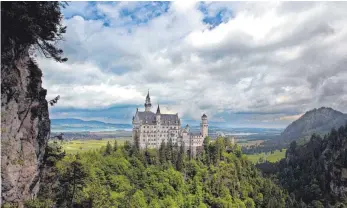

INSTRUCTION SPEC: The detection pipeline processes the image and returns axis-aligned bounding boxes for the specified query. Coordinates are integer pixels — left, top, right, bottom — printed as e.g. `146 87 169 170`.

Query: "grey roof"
156 105 160 114
190 132 202 136
135 111 156 124
161 114 179 123
134 111 179 125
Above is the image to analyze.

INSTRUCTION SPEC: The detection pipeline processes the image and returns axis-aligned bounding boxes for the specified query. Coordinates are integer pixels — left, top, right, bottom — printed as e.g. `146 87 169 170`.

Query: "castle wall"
138 123 181 149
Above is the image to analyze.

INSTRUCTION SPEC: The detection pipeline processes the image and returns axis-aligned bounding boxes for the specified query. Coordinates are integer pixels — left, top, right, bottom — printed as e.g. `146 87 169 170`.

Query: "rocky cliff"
1 50 50 207
281 107 347 142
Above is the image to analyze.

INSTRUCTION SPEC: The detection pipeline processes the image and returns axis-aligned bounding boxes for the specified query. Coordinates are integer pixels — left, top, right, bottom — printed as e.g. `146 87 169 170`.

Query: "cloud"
37 2 347 127
279 114 304 121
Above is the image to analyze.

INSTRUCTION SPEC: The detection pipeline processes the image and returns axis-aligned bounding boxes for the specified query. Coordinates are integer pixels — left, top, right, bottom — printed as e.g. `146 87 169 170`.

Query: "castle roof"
135 111 179 125
156 104 160 114
202 114 207 118
190 132 202 136
145 90 151 107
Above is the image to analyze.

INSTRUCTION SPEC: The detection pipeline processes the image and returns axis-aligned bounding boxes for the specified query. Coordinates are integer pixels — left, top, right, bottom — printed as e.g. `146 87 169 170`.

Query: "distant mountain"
51 118 132 132
280 107 347 142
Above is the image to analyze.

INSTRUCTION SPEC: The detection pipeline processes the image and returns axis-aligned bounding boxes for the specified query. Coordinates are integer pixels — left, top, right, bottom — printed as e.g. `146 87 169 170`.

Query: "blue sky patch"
199 2 233 29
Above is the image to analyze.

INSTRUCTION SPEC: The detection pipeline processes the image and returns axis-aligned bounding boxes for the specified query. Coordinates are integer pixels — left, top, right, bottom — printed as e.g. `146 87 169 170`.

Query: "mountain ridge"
51 118 128 125
280 107 347 142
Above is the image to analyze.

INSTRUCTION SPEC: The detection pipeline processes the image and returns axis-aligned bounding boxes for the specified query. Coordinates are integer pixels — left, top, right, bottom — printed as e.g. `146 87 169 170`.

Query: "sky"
37 1 347 128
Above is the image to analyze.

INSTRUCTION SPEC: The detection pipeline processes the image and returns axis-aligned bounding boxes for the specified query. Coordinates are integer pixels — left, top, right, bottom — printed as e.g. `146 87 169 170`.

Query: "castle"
132 91 208 156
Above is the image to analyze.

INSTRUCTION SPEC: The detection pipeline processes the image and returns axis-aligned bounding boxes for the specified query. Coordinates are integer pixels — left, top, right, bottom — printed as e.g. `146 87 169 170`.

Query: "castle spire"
144 90 152 112
156 104 161 114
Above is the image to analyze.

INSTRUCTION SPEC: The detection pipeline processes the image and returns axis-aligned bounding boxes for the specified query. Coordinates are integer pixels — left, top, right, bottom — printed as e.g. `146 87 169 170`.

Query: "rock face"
281 107 347 142
1 51 50 207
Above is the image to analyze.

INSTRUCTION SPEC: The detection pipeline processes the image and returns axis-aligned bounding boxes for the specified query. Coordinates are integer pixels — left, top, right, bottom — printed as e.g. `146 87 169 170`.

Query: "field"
246 149 286 164
236 139 265 147
57 137 131 154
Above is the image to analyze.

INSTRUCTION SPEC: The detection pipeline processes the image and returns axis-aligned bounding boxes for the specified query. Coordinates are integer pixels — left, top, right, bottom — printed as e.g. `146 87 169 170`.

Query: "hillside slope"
281 107 347 142
36 138 287 207
278 125 347 207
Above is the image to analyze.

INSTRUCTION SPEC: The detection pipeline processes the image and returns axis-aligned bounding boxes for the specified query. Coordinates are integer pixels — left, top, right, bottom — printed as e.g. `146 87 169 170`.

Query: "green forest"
277 125 347 207
257 125 347 208
26 137 286 208
25 126 347 207
9 126 347 208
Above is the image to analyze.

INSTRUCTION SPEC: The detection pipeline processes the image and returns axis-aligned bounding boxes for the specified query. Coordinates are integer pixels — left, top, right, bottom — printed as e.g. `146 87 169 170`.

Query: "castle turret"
200 114 208 138
185 124 190 132
144 90 152 112
156 104 161 123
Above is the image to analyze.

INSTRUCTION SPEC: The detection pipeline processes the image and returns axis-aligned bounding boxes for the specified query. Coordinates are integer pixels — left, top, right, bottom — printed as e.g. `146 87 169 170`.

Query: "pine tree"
123 141 132 155
2 2 68 62
113 140 118 152
159 140 166 164
57 155 87 207
105 141 112 155
166 138 173 162
203 137 211 165
176 142 185 171
173 142 179 165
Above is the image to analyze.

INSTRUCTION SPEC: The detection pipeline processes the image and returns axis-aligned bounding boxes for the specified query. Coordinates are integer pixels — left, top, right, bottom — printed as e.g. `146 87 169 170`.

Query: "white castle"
132 91 208 156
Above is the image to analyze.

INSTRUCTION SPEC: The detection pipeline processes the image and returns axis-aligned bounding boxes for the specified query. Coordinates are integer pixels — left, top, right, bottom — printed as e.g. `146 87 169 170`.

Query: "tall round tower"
144 90 152 112
200 114 208 138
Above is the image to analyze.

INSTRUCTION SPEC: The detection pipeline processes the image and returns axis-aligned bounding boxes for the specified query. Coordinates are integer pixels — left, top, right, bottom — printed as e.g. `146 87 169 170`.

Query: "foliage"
1 2 68 62
246 149 286 164
57 138 130 154
38 137 287 207
242 141 287 155
24 199 54 208
49 95 60 106
260 125 347 207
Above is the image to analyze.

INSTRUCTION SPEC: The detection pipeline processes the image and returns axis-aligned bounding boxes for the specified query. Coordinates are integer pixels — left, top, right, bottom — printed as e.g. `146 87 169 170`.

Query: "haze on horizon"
38 1 347 128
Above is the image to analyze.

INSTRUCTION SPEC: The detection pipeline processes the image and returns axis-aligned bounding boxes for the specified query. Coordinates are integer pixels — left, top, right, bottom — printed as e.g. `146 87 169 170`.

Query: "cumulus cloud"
37 2 347 127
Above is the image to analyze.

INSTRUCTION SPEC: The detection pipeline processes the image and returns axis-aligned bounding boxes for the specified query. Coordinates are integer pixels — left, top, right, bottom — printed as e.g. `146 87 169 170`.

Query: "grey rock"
1 51 50 207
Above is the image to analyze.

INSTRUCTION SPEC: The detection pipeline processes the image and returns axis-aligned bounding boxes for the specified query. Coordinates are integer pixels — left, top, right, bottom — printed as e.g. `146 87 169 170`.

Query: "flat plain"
57 137 131 154
246 149 287 164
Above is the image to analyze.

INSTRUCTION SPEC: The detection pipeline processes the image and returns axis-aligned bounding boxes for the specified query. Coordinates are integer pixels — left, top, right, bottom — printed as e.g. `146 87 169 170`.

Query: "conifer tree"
203 136 211 165
113 140 118 152
176 142 185 171
159 140 166 164
105 141 112 155
2 2 68 62
166 138 173 162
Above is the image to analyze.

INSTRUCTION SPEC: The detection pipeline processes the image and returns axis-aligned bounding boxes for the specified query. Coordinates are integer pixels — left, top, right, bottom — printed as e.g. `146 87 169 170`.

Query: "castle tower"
200 114 208 138
144 90 152 112
156 104 161 123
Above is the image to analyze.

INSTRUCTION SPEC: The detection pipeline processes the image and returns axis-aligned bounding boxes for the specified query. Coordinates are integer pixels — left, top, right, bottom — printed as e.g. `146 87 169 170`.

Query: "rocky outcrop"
281 107 347 142
1 50 50 207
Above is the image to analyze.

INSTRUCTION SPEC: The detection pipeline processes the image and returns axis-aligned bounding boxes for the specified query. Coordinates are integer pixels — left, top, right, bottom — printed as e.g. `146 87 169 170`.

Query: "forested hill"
259 125 347 207
29 138 287 207
280 107 347 142
243 107 347 155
